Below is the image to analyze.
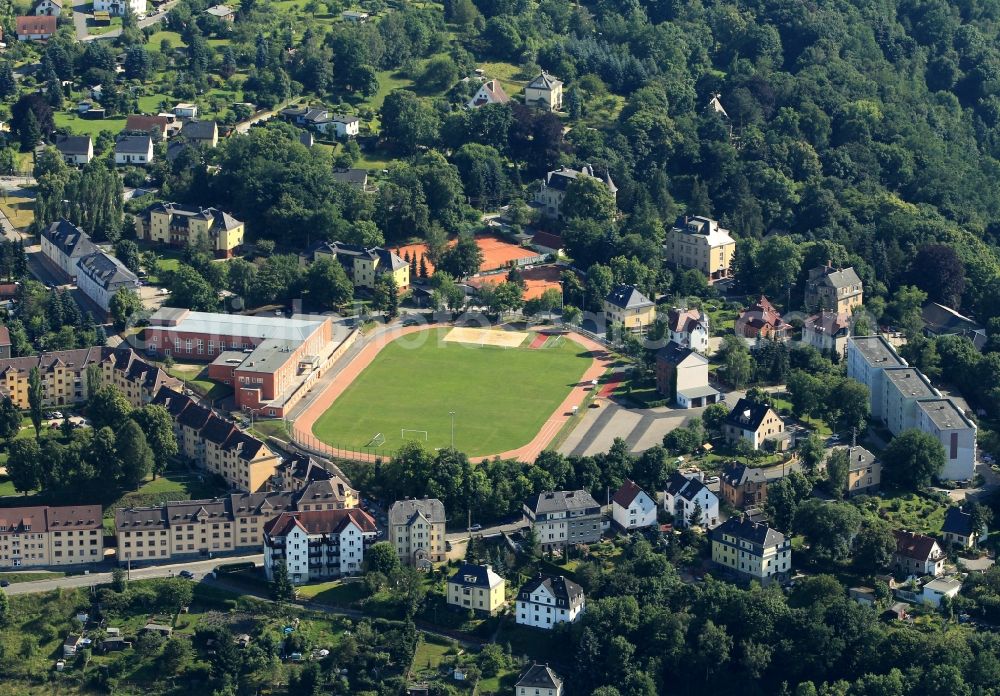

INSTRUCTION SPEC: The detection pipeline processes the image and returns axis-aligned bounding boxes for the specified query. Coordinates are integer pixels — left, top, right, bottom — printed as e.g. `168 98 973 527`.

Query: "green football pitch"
310 329 593 457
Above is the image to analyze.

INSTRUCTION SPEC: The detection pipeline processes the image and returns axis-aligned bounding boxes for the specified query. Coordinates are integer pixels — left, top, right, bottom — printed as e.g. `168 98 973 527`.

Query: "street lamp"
449 411 455 449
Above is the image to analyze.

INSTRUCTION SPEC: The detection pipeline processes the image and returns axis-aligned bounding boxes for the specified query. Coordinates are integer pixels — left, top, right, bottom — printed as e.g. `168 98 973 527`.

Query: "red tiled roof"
264 509 376 537
894 530 939 562
612 479 644 507
16 15 56 34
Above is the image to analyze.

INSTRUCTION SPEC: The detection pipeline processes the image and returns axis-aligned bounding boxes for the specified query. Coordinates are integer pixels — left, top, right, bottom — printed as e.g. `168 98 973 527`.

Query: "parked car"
179 570 195 579
467 523 482 532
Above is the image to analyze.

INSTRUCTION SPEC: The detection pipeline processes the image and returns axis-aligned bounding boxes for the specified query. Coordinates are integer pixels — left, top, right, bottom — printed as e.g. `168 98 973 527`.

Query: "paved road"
232 97 301 134
76 0 178 41
3 553 262 595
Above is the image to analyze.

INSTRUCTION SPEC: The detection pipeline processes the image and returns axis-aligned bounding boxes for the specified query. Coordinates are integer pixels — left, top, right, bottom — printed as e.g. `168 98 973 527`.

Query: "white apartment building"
263 509 377 584
611 479 657 530
515 575 585 630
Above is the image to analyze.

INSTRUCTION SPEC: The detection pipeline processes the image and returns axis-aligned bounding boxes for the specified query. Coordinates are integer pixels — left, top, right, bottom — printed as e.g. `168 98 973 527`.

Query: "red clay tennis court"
528 333 549 349
393 234 543 275
464 264 563 300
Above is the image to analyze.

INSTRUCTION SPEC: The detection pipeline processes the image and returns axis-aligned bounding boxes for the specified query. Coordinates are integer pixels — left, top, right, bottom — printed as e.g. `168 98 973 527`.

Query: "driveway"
76 0 178 41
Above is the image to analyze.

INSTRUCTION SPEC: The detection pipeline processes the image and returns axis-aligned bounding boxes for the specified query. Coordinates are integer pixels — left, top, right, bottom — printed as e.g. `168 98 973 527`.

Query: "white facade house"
894 530 945 577
663 471 719 528
75 251 140 313
915 399 977 481
516 665 564 696
921 577 961 607
92 0 146 16
54 135 94 166
41 219 96 281
320 114 359 138
515 575 584 630
263 509 377 584
33 0 62 17
846 335 907 426
114 135 154 166
611 479 656 530
524 490 602 551
467 79 510 109
664 307 710 353
173 103 198 118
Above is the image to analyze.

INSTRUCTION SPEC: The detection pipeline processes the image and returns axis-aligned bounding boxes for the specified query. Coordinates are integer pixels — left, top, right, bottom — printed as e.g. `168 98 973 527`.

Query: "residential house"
844 445 880 497
941 506 985 549
203 4 234 21
446 563 506 615
263 509 377 584
515 575 585 629
305 241 409 291
719 463 768 509
467 79 510 109
0 326 11 360
274 454 359 508
33 0 62 16
388 498 446 568
125 113 180 139
340 9 369 21
524 72 563 111
114 135 153 166
332 168 368 190
603 284 655 333
180 120 219 148
100 347 179 408
54 135 94 165
281 105 328 127
16 15 56 40
805 264 863 313
76 251 140 313
63 634 84 657
921 302 987 351
135 202 244 258
710 514 791 585
802 311 851 357
92 0 146 16
736 296 791 342
0 505 103 569
921 577 961 608
515 665 564 696
534 165 616 220
723 398 788 451
664 306 710 353
664 216 736 282
611 479 657 530
173 103 199 118
654 343 719 408
326 114 360 138
663 471 719 528
41 219 97 281
894 530 945 577
524 490 602 551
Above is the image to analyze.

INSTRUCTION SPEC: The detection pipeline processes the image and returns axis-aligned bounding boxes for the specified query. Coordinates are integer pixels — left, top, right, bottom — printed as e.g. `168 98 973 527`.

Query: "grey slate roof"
525 489 599 515
54 135 91 156
845 446 876 473
332 168 367 187
388 498 445 526
720 463 767 488
711 514 785 548
605 284 653 310
725 397 775 431
181 120 218 141
664 471 710 502
815 265 862 289
656 342 706 367
76 251 138 290
115 135 152 154
516 664 563 690
527 72 562 90
942 507 974 537
448 563 503 589
43 219 96 259
517 574 584 604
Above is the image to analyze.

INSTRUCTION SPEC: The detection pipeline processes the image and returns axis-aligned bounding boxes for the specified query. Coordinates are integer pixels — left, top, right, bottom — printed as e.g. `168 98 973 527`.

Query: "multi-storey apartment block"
388 498 446 569
0 505 103 569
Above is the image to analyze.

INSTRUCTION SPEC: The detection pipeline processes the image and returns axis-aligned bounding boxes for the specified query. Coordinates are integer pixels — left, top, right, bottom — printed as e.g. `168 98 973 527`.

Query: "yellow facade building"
0 505 103 569
710 514 790 585
388 498 446 569
665 215 736 282
447 563 506 615
136 203 245 258
603 284 656 332
306 241 410 291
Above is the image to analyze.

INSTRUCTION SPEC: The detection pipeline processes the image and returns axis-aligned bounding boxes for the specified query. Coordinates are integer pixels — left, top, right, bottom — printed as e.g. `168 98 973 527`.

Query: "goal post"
401 429 429 441
365 432 385 447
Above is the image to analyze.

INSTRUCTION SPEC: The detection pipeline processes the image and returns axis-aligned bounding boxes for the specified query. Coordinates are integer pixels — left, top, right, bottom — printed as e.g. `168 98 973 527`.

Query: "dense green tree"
438 234 483 278
882 429 946 489
89 385 132 431
270 562 295 601
6 438 41 494
304 257 354 309
117 420 154 489
132 405 179 478
853 518 897 573
365 541 401 575
0 396 21 443
109 288 142 331
168 264 219 311
27 367 42 437
793 500 863 563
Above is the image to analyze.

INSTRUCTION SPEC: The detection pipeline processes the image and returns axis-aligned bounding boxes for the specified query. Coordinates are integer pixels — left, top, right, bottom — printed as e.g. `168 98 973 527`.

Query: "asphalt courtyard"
558 389 746 457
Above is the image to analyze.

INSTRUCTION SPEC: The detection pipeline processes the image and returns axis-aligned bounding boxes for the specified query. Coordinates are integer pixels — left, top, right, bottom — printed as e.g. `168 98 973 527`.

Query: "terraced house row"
0 505 103 569
115 460 358 563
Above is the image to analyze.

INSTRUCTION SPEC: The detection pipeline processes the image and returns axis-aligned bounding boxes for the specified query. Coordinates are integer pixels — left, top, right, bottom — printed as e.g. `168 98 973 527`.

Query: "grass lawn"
0 190 35 228
0 570 65 583
167 363 234 402
371 69 415 112
250 418 290 442
53 111 128 137
411 634 456 672
311 328 592 456
148 30 186 51
297 579 368 606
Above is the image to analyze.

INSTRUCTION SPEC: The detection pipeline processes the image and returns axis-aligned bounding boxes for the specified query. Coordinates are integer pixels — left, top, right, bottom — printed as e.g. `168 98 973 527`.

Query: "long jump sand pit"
442 326 529 348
